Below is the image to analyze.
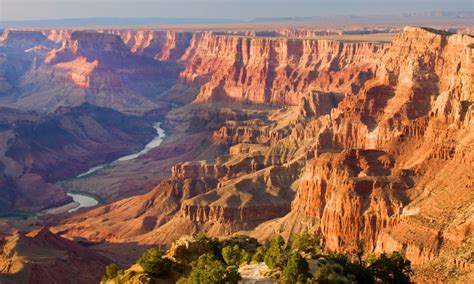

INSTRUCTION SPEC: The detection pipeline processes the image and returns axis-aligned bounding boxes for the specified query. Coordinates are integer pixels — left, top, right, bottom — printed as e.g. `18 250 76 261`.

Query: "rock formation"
179 32 386 104
0 30 181 113
0 228 110 283
0 30 58 50
110 30 193 61
261 27 473 281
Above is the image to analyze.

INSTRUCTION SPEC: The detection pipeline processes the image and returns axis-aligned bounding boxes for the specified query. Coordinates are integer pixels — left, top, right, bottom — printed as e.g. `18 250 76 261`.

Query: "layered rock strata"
180 32 387 105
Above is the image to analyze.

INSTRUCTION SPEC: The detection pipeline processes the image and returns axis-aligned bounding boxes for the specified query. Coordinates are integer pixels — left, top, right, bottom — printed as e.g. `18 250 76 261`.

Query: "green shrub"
264 235 288 269
194 232 209 241
367 251 412 284
326 253 372 283
282 253 310 283
241 250 252 265
313 264 341 283
223 235 261 252
222 244 253 266
252 246 267 263
137 247 172 276
181 253 241 284
222 245 242 266
290 232 321 254
101 263 122 282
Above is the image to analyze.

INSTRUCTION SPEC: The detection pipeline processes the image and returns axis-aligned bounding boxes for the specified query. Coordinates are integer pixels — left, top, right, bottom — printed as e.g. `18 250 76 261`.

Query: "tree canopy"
367 252 413 284
264 235 287 269
282 252 310 283
180 253 241 284
137 247 172 276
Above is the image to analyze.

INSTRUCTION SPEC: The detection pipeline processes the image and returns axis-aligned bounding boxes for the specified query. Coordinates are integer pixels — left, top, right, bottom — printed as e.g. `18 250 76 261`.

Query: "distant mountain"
250 11 474 23
0 17 242 29
1 11 472 29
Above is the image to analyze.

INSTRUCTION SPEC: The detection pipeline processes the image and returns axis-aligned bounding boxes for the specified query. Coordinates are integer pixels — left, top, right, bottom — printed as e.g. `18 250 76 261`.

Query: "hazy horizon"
1 0 472 22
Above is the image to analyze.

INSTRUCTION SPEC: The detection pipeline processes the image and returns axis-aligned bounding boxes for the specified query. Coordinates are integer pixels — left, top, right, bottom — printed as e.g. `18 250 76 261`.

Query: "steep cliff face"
110 30 193 61
289 27 473 151
0 31 52 97
179 162 299 225
283 27 474 280
180 32 386 104
274 27 399 38
45 30 132 63
0 30 57 50
0 54 14 94
211 119 284 146
17 30 180 113
43 29 72 43
370 27 473 125
291 150 408 252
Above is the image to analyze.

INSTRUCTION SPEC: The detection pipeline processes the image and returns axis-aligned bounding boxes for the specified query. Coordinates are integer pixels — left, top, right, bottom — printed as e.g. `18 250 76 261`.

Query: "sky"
0 0 472 21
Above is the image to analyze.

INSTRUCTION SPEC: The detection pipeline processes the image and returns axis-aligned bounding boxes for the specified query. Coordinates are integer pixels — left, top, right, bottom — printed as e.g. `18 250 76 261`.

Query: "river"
64 122 166 213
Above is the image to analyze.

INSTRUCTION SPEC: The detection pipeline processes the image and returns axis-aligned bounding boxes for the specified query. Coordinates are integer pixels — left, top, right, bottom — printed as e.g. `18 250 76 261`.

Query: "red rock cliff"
179 32 387 105
286 27 474 278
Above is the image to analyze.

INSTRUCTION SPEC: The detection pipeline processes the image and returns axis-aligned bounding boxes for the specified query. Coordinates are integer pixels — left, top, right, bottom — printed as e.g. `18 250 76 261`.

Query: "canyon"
0 24 472 283
0 104 158 211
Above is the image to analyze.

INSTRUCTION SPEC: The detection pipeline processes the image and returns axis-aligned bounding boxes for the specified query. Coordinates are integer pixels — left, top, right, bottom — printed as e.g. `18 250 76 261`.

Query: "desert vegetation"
101 233 413 283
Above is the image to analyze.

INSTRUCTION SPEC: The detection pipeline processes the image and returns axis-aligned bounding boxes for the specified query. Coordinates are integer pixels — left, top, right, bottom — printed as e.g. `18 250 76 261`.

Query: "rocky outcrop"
211 120 283 146
181 202 291 224
297 92 343 119
43 29 72 43
53 175 216 242
43 30 132 65
172 161 228 180
16 30 181 114
179 162 300 226
291 150 408 252
166 235 219 264
0 228 110 283
110 30 193 61
0 30 57 50
180 32 386 104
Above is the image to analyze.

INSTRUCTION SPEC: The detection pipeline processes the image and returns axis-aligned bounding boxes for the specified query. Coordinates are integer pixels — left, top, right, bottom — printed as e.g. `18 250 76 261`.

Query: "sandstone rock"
111 30 193 61
291 150 407 253
16 30 181 114
0 228 110 283
179 32 386 104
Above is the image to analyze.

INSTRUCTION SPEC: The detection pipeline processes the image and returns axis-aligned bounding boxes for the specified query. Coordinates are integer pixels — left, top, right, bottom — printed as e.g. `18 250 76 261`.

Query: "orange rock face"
285 27 474 280
292 149 408 253
179 32 386 104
